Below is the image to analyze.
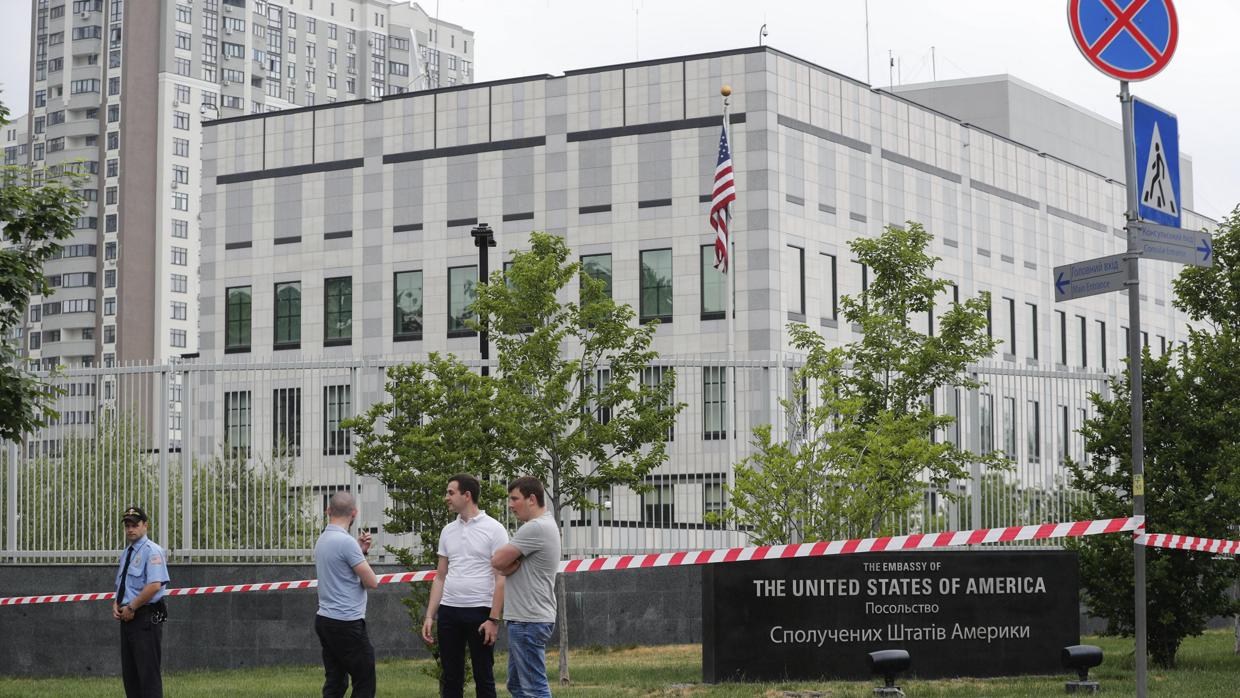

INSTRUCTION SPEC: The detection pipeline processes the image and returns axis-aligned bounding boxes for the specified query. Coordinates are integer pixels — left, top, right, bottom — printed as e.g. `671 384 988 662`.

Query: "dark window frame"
224 285 251 353
323 276 352 346
274 281 301 350
639 248 673 324
446 264 478 338
393 269 423 342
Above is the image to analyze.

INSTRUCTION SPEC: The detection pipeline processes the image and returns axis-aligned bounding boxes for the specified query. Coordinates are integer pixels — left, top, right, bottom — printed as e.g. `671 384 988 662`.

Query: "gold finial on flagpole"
720 85 732 97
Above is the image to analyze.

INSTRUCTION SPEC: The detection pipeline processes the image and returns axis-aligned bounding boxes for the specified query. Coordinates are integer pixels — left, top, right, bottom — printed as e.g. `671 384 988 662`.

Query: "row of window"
223 386 352 458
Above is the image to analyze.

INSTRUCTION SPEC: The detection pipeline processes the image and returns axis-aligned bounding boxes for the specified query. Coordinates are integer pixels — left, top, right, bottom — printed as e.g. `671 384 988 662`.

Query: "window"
173 192 189 211
1002 397 1016 457
587 368 612 425
323 385 352 455
176 32 192 50
639 249 672 323
104 269 116 288
700 245 725 320
641 365 674 441
273 387 301 456
171 301 187 320
225 285 251 352
820 253 838 321
173 138 189 157
104 297 116 316
176 5 192 23
1059 405 1071 462
107 131 119 150
103 325 116 344
642 483 673 525
171 219 188 238
274 281 301 349
1027 400 1041 463
224 391 251 458
1027 303 1038 360
704 365 727 440
704 482 725 522
389 61 408 76
172 165 189 184
222 41 244 58
1078 315 1088 367
1004 297 1016 356
785 245 805 316
979 393 995 453
171 274 187 293
171 246 188 265
581 254 612 301
70 79 101 94
324 276 352 345
173 111 190 130
1055 310 1067 365
170 329 187 348
393 271 422 341
174 58 191 77
447 265 477 337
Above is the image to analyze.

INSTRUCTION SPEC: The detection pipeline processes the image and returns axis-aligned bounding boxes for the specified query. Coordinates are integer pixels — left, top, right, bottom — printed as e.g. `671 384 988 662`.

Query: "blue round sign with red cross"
1068 0 1178 81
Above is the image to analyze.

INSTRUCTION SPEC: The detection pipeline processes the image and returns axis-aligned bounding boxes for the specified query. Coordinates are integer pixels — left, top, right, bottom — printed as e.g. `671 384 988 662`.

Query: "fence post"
159 368 170 551
349 366 359 498
181 365 194 558
967 372 982 529
6 441 17 558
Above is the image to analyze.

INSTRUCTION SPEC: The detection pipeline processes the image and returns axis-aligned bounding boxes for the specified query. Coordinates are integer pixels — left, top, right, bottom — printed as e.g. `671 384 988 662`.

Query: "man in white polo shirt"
422 474 508 698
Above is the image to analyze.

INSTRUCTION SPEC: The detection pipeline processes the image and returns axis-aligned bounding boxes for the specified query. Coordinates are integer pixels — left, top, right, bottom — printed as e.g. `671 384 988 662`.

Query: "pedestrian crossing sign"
1133 97 1180 228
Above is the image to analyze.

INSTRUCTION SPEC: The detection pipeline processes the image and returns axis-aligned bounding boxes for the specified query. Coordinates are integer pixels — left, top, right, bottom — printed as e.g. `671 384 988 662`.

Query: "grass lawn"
1 631 1237 697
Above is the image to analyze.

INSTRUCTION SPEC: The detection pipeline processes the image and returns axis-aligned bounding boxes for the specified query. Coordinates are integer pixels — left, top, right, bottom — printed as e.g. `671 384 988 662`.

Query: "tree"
471 232 682 683
1069 207 1240 667
0 100 85 442
723 222 1003 543
344 353 508 667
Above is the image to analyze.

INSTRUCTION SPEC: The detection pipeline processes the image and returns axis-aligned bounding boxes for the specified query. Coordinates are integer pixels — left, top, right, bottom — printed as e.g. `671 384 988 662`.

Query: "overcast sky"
2 0 1236 219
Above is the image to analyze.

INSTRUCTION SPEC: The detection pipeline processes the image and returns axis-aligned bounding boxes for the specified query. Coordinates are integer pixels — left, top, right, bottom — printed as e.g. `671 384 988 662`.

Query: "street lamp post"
470 223 496 376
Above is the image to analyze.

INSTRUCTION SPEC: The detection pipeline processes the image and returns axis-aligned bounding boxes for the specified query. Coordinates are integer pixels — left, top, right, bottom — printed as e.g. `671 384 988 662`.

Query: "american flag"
710 121 737 273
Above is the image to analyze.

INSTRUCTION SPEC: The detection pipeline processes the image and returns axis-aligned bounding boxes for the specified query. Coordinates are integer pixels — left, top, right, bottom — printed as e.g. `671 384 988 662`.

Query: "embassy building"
198 46 1211 553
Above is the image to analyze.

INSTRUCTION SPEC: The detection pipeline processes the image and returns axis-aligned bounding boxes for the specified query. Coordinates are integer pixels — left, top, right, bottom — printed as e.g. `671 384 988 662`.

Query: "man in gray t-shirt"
314 491 379 698
492 476 561 698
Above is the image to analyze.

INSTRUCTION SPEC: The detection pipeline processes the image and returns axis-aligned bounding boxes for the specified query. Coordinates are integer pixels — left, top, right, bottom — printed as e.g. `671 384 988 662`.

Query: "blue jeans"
506 621 555 698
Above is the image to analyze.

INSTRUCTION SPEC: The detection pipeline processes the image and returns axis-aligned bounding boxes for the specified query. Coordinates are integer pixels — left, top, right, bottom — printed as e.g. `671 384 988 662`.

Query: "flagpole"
721 85 738 539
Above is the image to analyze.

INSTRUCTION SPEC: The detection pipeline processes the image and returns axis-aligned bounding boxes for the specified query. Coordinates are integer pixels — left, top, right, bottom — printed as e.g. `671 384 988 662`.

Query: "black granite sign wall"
702 550 1079 682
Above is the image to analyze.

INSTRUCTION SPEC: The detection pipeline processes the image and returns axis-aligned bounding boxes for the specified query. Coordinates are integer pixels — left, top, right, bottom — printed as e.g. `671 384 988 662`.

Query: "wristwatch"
487 617 501 624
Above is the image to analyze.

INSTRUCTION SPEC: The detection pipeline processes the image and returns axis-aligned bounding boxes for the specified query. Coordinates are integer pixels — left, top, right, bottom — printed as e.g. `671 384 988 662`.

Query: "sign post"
1066 3 1181 696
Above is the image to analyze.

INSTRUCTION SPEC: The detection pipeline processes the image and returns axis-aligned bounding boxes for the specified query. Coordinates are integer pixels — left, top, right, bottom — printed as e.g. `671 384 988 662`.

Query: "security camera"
868 649 911 696
1062 644 1103 694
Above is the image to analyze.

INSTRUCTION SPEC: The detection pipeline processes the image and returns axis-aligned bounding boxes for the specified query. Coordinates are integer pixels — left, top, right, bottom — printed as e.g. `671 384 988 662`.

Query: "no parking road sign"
1068 0 1178 81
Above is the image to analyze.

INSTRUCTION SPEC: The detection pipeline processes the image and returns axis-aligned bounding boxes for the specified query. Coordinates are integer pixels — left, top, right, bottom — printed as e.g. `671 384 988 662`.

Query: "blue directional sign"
1054 253 1130 302
1132 221 1212 267
1133 97 1181 228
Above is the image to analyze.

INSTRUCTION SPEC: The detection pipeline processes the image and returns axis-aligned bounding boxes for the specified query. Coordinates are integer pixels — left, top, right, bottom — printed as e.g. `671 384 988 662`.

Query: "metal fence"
0 357 1110 563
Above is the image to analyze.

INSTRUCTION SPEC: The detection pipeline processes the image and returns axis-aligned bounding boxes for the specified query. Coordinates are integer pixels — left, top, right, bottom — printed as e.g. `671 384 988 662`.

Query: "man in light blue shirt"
314 491 379 698
112 505 170 698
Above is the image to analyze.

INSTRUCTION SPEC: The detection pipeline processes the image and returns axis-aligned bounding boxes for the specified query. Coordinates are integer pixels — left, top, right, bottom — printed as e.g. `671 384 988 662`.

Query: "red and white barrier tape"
0 516 1143 607
1136 533 1240 555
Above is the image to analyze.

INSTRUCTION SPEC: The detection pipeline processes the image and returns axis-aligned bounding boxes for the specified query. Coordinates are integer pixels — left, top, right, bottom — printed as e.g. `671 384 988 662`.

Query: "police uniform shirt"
115 535 170 606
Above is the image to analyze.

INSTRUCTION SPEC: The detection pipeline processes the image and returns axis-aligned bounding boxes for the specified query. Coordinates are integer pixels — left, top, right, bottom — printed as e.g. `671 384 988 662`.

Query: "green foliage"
1172 206 1240 332
344 353 508 678
0 100 85 443
722 223 1004 543
345 354 507 568
1068 206 1240 669
9 410 317 556
470 231 682 518
1068 337 1240 668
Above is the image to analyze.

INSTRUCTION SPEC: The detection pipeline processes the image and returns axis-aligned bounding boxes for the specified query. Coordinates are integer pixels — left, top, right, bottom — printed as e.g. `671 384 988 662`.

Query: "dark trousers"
119 606 163 698
437 605 496 698
314 615 376 698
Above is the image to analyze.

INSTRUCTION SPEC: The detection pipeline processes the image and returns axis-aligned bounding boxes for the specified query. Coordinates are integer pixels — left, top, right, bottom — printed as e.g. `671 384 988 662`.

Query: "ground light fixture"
1062 644 1103 694
867 649 910 696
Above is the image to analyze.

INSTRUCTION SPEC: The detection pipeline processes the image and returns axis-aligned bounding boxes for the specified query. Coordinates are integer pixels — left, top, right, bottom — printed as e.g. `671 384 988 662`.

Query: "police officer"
113 506 170 698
